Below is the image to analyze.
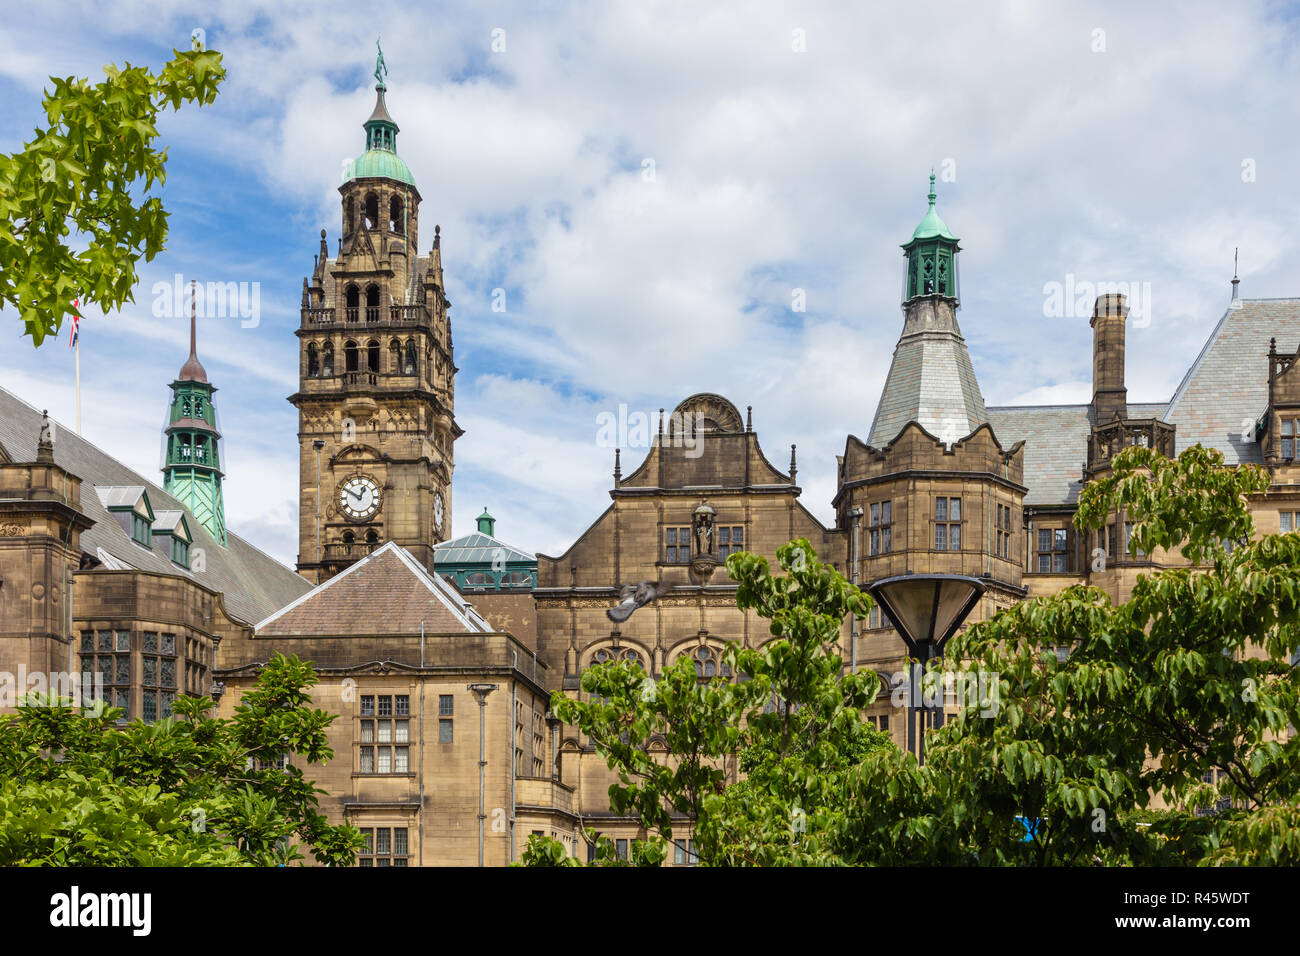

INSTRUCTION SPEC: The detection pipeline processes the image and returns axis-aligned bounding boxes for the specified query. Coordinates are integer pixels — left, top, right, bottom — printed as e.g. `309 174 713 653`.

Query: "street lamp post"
468 683 498 867
867 573 986 765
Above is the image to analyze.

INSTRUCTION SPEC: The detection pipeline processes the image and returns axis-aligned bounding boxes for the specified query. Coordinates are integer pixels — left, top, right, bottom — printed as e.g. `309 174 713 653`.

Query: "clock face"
339 476 380 520
433 492 444 533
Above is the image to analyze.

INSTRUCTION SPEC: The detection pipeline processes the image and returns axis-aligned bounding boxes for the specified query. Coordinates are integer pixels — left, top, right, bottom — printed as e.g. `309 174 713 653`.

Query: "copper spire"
178 279 209 383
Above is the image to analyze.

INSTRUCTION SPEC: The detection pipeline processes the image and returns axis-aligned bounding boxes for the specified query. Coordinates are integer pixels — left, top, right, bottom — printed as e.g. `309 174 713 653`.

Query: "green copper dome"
910 173 956 241
343 43 416 188
344 148 416 187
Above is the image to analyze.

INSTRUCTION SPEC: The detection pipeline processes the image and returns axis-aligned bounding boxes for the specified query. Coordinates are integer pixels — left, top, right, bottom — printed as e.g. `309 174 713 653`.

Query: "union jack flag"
67 300 81 348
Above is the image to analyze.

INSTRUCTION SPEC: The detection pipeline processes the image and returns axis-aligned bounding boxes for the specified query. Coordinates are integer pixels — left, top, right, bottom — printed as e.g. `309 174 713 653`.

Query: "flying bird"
607 580 671 623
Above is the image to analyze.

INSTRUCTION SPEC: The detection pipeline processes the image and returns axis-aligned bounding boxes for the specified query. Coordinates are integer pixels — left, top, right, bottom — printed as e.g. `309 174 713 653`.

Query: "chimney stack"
1091 293 1128 423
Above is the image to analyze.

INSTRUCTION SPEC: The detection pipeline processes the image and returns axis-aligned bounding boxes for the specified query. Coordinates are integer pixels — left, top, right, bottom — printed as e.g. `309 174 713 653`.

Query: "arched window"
367 339 380 373
322 341 334 376
404 340 417 376
365 284 381 323
195 436 207 464
364 193 379 230
389 195 404 235
342 531 355 545
464 572 495 590
307 343 320 377
345 340 359 373
178 434 192 461
365 530 379 545
181 396 192 417
194 396 204 418
345 201 355 236
691 645 732 681
345 284 360 323
695 646 717 678
592 647 643 667
389 338 401 372
499 571 533 588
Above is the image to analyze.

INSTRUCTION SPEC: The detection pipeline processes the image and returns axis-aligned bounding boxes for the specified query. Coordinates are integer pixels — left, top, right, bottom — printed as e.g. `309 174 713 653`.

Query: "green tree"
907 444 1300 865
526 539 890 866
0 43 224 344
0 653 363 866
525 445 1300 867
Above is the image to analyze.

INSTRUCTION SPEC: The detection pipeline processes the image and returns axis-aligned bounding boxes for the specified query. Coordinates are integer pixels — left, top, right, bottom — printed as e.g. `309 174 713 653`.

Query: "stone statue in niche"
693 501 715 556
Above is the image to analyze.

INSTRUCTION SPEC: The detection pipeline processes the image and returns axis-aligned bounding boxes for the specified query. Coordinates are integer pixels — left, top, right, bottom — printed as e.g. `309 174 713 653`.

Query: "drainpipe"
985 483 991 578
1026 512 1033 573
419 622 425 867
510 648 518 863
848 507 862 673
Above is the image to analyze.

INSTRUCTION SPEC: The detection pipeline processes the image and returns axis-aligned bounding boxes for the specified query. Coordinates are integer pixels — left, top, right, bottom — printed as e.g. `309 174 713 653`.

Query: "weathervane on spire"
1231 246 1242 307
374 38 388 92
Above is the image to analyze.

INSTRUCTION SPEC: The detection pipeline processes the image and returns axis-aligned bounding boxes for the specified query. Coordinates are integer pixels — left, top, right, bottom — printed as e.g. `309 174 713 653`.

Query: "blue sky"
2 1 1299 568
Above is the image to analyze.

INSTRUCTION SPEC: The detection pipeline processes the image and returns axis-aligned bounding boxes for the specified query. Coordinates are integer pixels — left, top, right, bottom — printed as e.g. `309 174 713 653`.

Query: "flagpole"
75 331 82 435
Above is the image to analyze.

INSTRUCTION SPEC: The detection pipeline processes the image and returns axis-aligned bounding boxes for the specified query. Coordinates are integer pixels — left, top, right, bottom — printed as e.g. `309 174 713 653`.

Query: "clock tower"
292 45 460 584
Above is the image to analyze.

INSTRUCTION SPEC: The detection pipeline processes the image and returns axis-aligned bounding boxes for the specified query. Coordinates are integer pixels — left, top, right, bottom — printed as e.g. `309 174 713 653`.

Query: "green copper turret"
901 173 961 303
162 284 226 546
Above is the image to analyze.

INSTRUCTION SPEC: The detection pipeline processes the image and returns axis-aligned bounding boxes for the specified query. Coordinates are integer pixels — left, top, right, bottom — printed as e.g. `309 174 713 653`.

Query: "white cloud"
3 0 1300 569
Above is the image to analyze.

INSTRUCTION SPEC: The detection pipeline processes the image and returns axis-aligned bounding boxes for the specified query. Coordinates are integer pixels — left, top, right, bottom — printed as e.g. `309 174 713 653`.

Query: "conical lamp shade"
867 574 986 658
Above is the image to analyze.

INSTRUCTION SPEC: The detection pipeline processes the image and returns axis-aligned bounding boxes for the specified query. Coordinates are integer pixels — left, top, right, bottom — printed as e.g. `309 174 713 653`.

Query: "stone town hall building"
2 63 1299 866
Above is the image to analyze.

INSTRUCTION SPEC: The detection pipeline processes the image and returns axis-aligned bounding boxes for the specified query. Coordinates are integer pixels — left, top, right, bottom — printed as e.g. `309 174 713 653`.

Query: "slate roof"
0 386 310 625
257 541 492 636
868 312 988 447
433 531 535 566
1161 298 1300 465
986 402 1167 506
983 301 1299 504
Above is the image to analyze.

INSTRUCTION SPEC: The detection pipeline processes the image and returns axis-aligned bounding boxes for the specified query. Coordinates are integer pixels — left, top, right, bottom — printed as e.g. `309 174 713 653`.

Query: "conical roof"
867 311 988 446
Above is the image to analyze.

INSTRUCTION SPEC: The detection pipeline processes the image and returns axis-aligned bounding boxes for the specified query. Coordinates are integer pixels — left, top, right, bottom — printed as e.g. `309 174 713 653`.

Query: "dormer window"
98 486 156 549
171 536 189 567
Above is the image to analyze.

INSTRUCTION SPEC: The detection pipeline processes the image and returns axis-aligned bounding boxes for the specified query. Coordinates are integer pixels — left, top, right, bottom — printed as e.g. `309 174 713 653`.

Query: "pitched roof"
95 485 149 512
1161 298 1300 465
868 310 988 447
0 386 310 625
152 510 191 538
257 542 493 636
433 531 535 566
987 402 1167 506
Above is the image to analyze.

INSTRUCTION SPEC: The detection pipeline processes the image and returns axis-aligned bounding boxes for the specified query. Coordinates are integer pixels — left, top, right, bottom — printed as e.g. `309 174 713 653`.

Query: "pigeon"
607 580 671 623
